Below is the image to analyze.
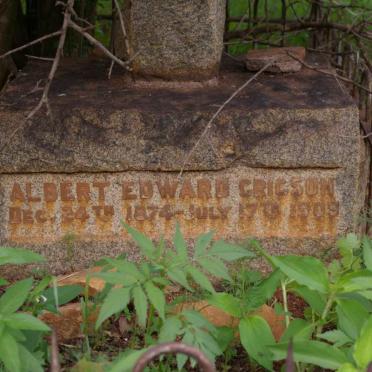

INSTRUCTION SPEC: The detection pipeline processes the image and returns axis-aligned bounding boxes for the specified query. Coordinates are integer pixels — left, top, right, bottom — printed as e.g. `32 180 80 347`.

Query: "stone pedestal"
114 0 226 81
0 58 369 275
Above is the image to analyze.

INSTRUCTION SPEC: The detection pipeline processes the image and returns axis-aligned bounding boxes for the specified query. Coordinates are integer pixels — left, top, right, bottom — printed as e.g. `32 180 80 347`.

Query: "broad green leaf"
337 363 359 372
291 284 326 314
271 255 329 293
194 231 214 258
208 292 242 318
269 341 348 370
337 234 360 268
318 330 352 347
159 316 182 343
0 331 21 372
187 266 215 293
5 313 50 332
96 287 131 329
144 281 165 320
0 247 44 266
122 223 155 259
280 319 313 343
215 327 234 353
257 269 282 301
353 315 372 370
167 268 193 291
209 241 254 261
0 278 8 286
133 286 148 328
336 299 369 340
199 258 231 281
338 270 372 293
362 237 372 270
43 285 83 311
18 344 43 372
239 315 275 371
174 224 188 262
109 349 148 372
0 278 33 315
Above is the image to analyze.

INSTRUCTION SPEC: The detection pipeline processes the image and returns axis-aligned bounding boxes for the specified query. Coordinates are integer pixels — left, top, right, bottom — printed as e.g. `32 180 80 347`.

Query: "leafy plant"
0 278 50 372
95 223 254 331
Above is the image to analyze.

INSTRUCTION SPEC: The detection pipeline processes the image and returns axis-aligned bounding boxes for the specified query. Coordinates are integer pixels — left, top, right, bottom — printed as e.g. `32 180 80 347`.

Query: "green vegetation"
1 227 372 371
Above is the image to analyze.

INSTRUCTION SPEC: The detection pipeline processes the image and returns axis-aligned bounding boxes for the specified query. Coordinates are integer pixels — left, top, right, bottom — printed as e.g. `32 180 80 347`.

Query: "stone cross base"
0 58 369 276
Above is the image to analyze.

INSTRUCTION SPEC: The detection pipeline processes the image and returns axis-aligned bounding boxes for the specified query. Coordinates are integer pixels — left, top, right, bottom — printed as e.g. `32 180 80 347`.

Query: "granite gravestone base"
0 58 369 275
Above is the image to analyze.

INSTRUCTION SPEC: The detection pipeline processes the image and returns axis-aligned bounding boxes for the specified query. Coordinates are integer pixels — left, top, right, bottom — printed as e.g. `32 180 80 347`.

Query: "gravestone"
0 2 369 275
114 0 226 80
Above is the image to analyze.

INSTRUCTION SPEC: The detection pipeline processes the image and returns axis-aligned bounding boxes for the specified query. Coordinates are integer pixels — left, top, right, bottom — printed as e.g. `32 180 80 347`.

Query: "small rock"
40 303 99 341
176 301 284 341
56 267 106 296
245 47 306 73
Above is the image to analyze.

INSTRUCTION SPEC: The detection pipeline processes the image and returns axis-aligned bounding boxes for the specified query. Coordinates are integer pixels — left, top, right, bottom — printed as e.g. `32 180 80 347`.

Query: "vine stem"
281 280 290 328
316 292 336 336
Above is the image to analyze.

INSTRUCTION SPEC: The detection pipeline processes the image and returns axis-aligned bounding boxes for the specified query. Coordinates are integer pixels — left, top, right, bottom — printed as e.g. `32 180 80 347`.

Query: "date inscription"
1 170 341 242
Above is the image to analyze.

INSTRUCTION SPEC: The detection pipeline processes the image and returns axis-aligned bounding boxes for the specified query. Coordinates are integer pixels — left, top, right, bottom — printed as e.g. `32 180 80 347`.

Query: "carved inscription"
1 170 341 243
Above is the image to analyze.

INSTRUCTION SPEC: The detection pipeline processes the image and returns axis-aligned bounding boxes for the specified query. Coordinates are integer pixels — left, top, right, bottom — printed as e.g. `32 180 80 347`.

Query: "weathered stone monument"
0 1 369 274
114 0 226 80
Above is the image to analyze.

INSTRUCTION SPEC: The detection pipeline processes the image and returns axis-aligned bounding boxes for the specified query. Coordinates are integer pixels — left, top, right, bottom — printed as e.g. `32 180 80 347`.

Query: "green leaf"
144 281 165 320
94 272 137 286
362 237 372 270
0 278 33 315
269 341 348 370
109 349 148 372
0 247 44 266
96 287 131 329
18 344 44 372
0 330 21 372
271 255 329 293
5 313 50 332
0 278 9 286
318 330 352 347
215 327 234 353
182 310 216 333
353 315 372 370
133 286 148 328
174 224 188 262
167 268 193 291
336 299 369 340
338 270 372 293
194 328 222 357
177 330 194 371
337 234 360 268
122 223 155 259
194 231 214 258
280 319 313 343
43 285 83 311
291 284 326 314
257 269 282 301
159 316 183 343
239 315 275 371
337 363 359 372
208 292 242 318
187 266 215 293
209 241 254 261
199 258 231 281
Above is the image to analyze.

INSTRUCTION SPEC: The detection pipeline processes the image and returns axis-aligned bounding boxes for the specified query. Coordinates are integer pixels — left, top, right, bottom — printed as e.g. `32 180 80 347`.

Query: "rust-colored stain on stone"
0 167 340 245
